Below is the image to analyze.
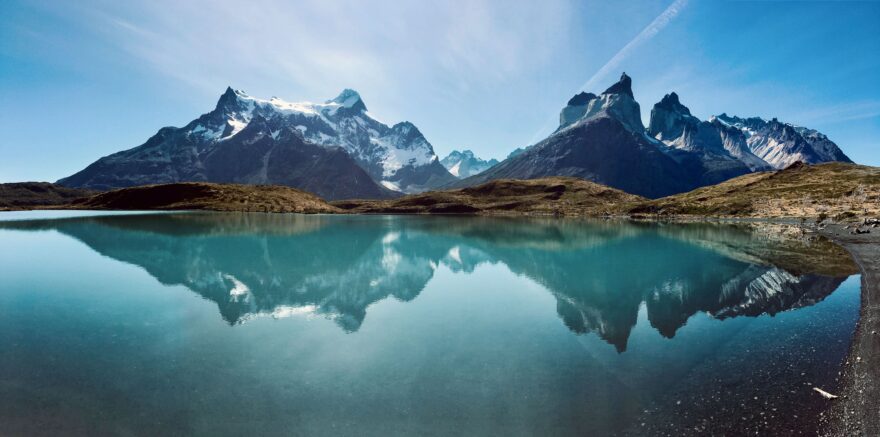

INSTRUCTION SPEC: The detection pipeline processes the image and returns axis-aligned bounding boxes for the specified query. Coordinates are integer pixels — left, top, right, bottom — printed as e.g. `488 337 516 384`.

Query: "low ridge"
0 182 96 210
72 182 341 214
631 162 880 218
332 177 645 215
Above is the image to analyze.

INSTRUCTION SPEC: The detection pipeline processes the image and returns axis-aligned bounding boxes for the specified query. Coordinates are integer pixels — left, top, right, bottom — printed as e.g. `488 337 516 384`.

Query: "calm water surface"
0 212 861 436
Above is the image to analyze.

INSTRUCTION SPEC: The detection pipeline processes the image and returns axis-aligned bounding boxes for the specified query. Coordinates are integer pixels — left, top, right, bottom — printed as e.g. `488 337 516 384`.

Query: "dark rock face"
58 87 455 198
567 92 598 106
647 96 754 185
602 72 634 97
648 92 696 140
457 75 745 198
647 93 760 182
59 114 394 200
201 118 391 200
559 92 599 130
57 75 853 200
456 73 851 198
460 116 694 198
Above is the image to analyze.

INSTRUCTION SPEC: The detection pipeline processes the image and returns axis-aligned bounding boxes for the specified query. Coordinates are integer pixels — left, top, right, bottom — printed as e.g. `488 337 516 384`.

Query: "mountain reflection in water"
0 213 857 352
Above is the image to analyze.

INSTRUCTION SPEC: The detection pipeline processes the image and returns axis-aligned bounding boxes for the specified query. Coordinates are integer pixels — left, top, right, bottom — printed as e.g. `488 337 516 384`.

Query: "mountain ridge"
58 87 455 198
452 73 851 198
440 149 499 178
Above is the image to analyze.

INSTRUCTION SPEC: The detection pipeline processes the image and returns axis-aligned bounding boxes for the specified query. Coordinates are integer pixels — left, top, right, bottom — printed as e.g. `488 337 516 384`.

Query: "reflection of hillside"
0 214 854 351
399 216 645 251
653 222 857 277
0 212 332 237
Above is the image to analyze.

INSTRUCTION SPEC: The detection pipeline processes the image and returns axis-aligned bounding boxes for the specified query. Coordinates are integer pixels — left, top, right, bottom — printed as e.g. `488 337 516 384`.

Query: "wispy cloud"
527 0 689 144
86 0 572 113
576 0 689 93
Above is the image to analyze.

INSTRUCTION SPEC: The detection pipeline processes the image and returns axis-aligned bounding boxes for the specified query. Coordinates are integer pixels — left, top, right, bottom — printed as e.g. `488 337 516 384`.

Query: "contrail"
524 0 689 146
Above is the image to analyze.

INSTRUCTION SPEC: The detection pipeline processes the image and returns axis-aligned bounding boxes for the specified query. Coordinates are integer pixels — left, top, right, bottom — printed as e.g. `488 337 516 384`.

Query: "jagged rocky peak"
648 91 699 140
596 72 644 132
654 92 689 113
219 86 238 103
57 84 456 197
602 72 634 97
214 86 250 113
556 72 643 133
328 88 367 112
387 121 431 149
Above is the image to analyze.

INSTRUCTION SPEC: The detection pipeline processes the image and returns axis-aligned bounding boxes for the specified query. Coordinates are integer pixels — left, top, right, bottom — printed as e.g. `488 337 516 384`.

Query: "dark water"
0 212 861 436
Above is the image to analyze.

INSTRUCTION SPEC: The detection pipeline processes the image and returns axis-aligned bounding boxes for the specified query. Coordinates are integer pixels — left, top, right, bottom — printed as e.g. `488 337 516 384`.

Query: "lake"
0 212 861 436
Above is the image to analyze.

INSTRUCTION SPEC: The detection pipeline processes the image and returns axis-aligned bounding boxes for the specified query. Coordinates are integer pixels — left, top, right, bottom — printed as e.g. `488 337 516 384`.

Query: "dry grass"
0 182 95 210
629 162 880 220
332 177 645 216
71 182 341 214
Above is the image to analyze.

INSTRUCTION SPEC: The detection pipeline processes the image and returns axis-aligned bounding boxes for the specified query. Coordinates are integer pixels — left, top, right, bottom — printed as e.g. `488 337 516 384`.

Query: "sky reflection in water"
0 213 861 436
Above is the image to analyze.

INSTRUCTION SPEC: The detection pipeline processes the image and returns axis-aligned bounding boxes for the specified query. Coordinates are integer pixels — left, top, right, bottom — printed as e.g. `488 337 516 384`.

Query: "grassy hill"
630 162 880 219
71 182 341 214
332 177 645 216
0 182 95 210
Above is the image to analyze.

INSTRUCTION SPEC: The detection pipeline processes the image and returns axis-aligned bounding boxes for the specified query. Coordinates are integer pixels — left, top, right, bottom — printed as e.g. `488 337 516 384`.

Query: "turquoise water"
0 213 861 435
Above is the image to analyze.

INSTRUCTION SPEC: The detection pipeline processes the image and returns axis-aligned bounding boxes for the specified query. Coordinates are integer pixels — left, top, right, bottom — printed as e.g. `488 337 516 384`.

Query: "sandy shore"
816 224 880 436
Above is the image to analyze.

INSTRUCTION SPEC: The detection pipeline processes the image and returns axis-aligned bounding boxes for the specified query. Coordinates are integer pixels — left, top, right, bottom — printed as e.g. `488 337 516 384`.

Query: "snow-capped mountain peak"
440 149 499 178
206 87 454 192
59 86 457 196
328 88 367 111
710 113 851 169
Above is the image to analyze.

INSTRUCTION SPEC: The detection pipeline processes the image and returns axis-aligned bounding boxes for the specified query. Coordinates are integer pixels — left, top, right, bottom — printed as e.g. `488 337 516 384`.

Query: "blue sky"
1 0 878 182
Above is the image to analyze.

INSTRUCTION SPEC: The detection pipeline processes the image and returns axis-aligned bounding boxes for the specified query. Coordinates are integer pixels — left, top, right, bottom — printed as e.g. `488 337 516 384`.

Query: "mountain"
455 73 698 198
440 150 499 178
712 114 852 169
649 93 850 172
647 92 762 184
58 88 456 199
457 73 852 198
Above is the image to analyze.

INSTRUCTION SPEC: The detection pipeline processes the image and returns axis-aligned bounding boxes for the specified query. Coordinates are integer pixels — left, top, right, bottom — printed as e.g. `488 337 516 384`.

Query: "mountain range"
58 88 456 199
454 73 851 198
58 74 851 200
440 150 499 178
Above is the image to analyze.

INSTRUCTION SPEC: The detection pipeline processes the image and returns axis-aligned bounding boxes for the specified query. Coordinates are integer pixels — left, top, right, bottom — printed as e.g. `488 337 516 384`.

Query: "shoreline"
815 224 880 435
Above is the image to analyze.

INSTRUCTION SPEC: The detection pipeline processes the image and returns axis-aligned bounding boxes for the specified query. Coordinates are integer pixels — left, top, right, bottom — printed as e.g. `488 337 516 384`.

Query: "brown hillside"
0 182 96 210
630 162 880 219
333 177 645 215
72 183 341 214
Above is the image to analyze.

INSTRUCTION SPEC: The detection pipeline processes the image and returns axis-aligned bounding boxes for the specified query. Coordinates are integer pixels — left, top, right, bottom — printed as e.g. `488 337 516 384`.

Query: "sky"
1 0 878 183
